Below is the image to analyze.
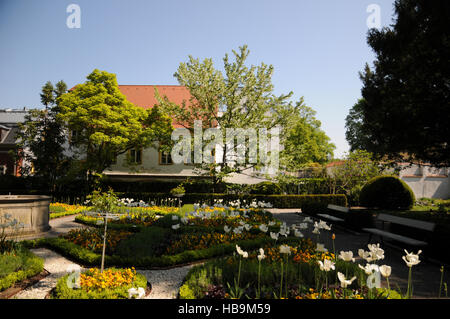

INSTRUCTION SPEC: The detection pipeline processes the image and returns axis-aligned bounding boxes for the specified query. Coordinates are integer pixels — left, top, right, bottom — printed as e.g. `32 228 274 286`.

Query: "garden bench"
316 204 349 223
362 213 435 248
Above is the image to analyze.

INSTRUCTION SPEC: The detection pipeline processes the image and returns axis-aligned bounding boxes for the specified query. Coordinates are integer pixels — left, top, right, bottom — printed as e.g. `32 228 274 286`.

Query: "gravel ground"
138 265 196 299
13 248 84 299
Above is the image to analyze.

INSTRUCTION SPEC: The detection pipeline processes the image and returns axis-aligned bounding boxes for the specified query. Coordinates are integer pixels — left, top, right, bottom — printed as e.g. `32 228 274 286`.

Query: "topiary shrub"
359 175 415 210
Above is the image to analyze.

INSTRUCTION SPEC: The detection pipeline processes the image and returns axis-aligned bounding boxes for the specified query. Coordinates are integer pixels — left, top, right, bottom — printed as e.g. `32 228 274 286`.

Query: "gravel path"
14 248 83 299
13 248 195 299
138 265 195 299
13 215 195 299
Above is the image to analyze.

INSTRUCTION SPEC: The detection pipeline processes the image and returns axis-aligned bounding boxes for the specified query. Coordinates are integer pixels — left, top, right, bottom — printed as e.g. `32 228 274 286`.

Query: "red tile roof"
118 85 192 110
118 85 194 128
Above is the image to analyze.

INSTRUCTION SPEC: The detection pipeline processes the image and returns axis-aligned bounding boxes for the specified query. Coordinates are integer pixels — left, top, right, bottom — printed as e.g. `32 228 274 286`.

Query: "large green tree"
157 45 318 184
346 0 450 166
15 80 70 191
58 69 173 187
281 100 335 171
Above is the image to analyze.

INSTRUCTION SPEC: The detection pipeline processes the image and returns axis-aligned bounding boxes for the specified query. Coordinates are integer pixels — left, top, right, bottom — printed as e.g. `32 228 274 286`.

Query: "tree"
324 150 382 205
346 0 450 166
156 45 306 186
58 69 173 189
281 101 335 171
15 80 70 191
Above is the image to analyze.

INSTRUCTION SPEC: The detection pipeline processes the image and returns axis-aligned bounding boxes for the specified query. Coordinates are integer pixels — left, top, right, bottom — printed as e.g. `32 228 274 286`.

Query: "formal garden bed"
25 204 285 268
51 267 149 299
0 245 44 293
5 188 444 299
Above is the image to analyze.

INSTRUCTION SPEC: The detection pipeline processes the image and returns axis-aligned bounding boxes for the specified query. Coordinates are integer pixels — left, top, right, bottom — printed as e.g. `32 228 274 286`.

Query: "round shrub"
359 175 415 210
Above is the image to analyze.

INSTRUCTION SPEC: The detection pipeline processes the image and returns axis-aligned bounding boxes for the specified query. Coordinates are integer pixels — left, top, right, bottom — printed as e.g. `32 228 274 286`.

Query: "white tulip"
298 223 308 230
257 248 266 261
402 250 421 268
259 224 268 233
338 251 355 262
236 245 248 258
303 217 313 223
270 232 279 241
171 224 180 230
337 272 357 288
358 263 379 275
317 259 335 272
294 230 304 238
379 265 392 278
368 243 385 261
279 244 291 255
224 225 231 233
316 243 328 253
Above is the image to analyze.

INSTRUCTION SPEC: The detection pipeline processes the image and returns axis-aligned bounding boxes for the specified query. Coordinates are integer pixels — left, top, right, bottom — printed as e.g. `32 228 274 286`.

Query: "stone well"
0 195 51 237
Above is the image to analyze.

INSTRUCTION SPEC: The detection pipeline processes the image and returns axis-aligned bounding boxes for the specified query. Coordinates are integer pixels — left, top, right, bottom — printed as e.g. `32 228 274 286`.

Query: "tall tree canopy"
15 80 69 191
157 45 332 182
346 0 450 166
58 69 173 182
281 100 335 171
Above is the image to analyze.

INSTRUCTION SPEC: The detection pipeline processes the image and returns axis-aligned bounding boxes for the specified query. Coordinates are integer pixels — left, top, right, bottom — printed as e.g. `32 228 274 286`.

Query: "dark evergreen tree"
346 0 450 166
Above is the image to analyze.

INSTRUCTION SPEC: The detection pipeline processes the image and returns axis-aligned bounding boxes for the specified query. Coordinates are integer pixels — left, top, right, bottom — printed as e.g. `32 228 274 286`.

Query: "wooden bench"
316 204 349 223
362 213 435 248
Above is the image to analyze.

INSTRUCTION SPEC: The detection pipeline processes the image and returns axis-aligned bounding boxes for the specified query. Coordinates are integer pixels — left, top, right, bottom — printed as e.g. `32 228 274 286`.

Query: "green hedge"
23 235 296 269
0 247 44 291
111 193 347 209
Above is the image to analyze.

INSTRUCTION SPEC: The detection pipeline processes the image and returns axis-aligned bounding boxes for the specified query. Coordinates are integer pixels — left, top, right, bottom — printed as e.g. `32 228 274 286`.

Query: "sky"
0 0 397 158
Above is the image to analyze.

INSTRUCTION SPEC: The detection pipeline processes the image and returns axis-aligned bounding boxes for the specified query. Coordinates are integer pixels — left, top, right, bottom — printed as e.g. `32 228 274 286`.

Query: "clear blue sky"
0 0 396 158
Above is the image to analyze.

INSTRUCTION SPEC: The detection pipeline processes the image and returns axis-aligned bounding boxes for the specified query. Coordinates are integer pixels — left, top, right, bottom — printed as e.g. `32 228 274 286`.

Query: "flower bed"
0 246 44 291
49 203 87 219
63 229 133 255
179 243 401 299
52 267 148 299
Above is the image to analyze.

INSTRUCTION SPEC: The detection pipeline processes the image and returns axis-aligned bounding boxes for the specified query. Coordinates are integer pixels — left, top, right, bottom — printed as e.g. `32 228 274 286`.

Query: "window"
129 148 142 164
159 150 173 165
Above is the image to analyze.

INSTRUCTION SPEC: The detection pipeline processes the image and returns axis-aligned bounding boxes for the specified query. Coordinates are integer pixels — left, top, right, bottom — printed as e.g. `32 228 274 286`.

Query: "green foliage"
179 255 365 299
281 102 335 170
57 69 173 180
87 189 122 215
114 227 171 259
0 247 44 291
53 271 147 299
324 150 382 205
108 193 347 209
359 175 415 210
247 182 282 195
170 185 186 196
14 81 70 191
157 45 303 182
23 235 286 268
346 0 450 166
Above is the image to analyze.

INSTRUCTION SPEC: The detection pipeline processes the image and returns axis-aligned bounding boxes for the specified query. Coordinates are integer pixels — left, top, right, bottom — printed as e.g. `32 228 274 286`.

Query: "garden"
3 184 442 300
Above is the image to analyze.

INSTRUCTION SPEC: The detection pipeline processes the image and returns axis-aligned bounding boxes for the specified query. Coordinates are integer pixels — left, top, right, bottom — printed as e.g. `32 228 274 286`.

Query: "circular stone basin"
0 195 51 237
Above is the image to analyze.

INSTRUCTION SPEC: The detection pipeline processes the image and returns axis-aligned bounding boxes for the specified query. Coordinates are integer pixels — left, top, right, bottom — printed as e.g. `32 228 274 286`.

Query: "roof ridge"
118 84 185 87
